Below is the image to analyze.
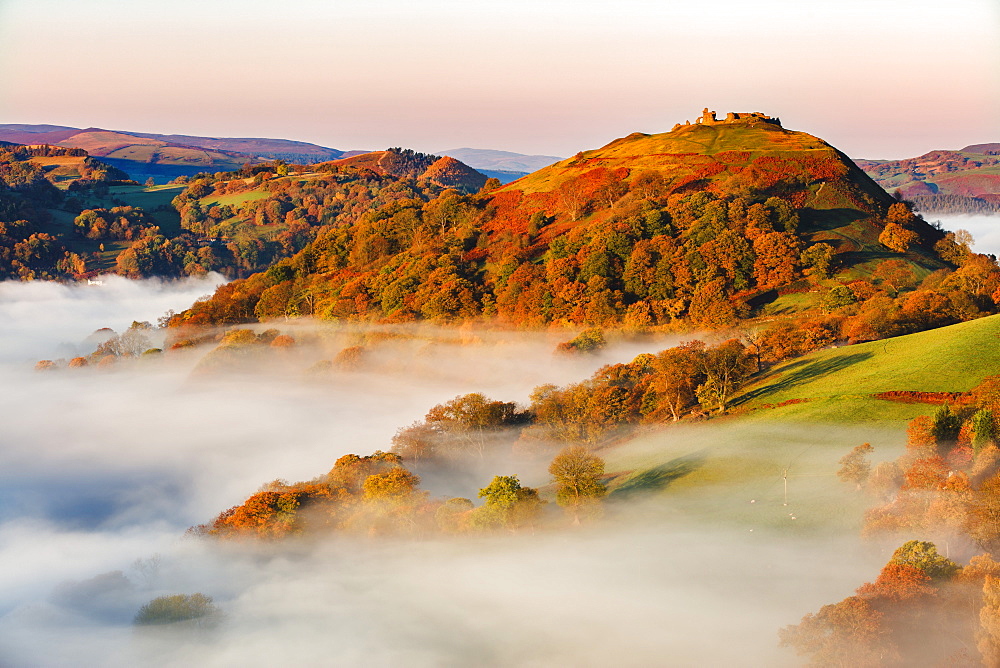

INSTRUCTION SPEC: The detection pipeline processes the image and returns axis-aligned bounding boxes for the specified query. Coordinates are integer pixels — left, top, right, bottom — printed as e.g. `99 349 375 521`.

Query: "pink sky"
1 0 997 159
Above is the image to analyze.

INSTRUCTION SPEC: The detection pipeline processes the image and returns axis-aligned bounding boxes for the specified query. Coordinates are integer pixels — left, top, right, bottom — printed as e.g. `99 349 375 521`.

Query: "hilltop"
172 110 973 331
857 144 1000 215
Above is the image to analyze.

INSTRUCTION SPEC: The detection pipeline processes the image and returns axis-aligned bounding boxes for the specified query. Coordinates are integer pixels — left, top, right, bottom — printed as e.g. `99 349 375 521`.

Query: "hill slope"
733 313 1000 423
857 146 1000 215
172 111 960 330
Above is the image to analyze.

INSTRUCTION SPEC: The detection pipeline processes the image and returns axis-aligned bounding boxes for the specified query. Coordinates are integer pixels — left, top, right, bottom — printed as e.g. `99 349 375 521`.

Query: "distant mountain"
435 148 561 174
857 145 1000 215
0 125 348 184
126 132 344 163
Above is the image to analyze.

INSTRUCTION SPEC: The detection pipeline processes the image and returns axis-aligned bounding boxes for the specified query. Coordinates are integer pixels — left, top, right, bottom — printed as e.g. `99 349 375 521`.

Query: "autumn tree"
363 467 420 502
652 341 705 420
327 451 402 494
548 445 607 522
966 474 1000 551
779 596 895 667
879 222 919 253
421 393 529 459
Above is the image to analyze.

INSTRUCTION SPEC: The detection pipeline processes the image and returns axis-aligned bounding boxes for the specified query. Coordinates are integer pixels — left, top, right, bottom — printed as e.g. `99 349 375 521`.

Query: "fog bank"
0 277 883 666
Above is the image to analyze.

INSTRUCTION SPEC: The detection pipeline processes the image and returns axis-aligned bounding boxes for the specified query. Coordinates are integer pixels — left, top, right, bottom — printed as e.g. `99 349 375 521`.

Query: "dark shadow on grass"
798 207 865 233
608 450 707 502
736 351 874 405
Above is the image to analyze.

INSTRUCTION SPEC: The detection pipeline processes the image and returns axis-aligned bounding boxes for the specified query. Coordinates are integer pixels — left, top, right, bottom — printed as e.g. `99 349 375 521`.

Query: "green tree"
134 593 222 628
474 475 544 531
888 540 960 580
932 404 962 448
972 409 996 454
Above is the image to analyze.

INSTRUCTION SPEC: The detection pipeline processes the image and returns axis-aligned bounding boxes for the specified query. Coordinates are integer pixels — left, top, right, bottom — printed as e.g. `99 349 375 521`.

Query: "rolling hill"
857 144 1000 215
0 124 349 184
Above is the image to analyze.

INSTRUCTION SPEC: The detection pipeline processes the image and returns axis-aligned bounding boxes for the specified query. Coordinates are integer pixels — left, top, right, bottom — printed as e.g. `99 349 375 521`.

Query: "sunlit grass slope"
742 313 1000 407
602 315 1000 529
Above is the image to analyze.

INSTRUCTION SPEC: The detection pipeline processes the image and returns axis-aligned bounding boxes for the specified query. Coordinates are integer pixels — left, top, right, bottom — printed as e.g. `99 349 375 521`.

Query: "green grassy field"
742 314 1000 406
599 314 1000 531
201 190 270 207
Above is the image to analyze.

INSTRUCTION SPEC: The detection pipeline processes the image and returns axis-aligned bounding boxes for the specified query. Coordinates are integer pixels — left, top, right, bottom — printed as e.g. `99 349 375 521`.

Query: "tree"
474 475 544 530
879 222 919 253
653 341 705 420
800 242 835 280
838 443 874 490
555 328 606 355
422 392 528 459
695 339 755 413
966 474 1000 551
779 596 895 667
932 404 962 449
887 540 960 580
971 409 996 453
363 467 420 501
548 446 607 522
134 593 222 628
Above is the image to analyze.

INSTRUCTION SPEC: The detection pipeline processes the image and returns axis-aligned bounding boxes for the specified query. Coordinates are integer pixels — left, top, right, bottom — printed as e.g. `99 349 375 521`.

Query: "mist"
0 277 888 666
929 213 1000 257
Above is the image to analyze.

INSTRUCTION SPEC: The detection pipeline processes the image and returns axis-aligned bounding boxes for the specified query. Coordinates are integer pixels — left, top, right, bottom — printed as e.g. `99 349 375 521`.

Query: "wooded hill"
172 115 970 330
0 146 487 280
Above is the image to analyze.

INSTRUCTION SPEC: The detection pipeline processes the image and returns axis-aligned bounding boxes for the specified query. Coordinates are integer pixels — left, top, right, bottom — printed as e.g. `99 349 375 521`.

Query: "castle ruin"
672 108 781 132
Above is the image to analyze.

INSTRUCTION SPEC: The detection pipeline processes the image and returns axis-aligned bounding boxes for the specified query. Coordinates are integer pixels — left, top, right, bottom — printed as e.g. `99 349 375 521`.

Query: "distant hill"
172 109 959 331
126 132 344 163
857 145 1000 215
961 143 1000 155
0 125 348 185
436 148 561 174
325 149 488 191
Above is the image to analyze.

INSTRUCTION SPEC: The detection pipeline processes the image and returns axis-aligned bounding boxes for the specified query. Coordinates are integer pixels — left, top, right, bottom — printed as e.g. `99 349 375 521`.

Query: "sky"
1 0 998 159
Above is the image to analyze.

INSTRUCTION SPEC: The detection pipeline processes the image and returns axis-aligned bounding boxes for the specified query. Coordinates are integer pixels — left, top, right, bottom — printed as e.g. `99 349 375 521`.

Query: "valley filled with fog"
0 276 891 666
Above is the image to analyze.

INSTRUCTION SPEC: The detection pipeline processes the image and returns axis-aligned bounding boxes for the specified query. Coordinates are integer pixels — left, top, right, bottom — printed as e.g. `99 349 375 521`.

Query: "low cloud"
0 277 884 666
